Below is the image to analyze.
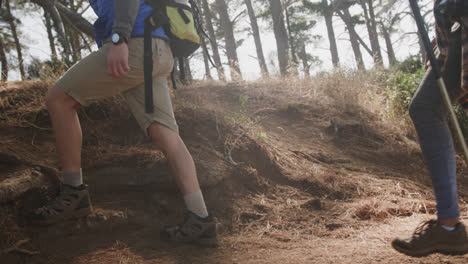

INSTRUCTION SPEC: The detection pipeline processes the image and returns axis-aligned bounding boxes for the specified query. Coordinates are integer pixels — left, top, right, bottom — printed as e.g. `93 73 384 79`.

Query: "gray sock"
184 189 209 218
62 169 83 187
441 224 456 232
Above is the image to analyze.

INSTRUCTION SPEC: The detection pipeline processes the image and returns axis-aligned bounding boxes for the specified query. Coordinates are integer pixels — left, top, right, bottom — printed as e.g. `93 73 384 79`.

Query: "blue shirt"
89 0 168 47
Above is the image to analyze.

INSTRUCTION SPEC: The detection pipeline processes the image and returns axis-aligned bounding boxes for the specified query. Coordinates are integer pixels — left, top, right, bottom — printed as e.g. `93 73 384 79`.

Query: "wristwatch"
111 32 128 45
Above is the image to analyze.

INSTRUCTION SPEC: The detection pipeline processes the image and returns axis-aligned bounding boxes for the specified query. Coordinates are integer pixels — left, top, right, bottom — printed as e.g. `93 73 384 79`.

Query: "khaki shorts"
55 38 178 134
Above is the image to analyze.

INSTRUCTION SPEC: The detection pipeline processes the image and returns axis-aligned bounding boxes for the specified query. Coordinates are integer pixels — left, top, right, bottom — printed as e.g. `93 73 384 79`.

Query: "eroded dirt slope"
2 78 468 264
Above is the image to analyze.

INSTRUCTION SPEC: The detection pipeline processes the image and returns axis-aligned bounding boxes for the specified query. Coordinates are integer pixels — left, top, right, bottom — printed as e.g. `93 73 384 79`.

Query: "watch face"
112 33 120 44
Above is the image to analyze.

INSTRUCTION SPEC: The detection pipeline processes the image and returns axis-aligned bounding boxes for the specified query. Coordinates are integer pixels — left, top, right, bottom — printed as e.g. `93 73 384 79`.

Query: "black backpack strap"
143 0 170 113
144 0 170 13
144 19 154 113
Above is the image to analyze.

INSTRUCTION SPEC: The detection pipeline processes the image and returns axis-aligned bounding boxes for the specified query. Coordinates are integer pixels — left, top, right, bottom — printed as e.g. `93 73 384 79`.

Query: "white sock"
62 168 83 187
441 224 456 232
183 189 209 218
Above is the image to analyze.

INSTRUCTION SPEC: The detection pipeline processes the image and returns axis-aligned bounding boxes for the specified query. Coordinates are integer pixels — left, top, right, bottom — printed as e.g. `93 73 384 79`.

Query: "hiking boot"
161 210 218 247
392 219 468 257
30 184 92 226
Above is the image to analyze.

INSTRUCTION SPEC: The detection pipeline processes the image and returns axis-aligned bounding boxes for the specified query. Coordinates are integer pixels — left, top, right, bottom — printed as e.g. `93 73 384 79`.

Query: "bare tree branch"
30 0 94 37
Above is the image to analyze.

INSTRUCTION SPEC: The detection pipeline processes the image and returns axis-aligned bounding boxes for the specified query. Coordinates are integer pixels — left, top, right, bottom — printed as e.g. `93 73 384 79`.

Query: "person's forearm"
113 0 140 40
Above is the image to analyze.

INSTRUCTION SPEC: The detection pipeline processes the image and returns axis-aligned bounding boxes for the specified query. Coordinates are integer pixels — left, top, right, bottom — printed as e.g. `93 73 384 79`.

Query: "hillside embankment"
1 75 468 263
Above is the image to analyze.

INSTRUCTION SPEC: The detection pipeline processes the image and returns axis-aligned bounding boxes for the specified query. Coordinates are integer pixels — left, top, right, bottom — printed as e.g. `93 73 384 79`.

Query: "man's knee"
45 86 81 112
148 122 179 152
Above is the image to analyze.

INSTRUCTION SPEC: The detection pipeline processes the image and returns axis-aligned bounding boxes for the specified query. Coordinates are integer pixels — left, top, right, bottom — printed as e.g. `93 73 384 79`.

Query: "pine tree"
4 0 25 80
359 0 383 67
375 0 401 66
335 1 365 70
0 37 8 82
201 0 226 81
43 10 58 60
269 0 290 76
285 0 321 76
215 0 242 81
244 0 269 78
303 0 340 68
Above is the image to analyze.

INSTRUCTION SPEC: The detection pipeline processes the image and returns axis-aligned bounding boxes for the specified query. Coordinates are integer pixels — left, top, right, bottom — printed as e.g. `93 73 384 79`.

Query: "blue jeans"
409 32 462 219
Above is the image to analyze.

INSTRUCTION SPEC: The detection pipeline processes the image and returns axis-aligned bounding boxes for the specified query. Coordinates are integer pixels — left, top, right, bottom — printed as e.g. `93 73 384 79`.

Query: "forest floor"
2 75 468 264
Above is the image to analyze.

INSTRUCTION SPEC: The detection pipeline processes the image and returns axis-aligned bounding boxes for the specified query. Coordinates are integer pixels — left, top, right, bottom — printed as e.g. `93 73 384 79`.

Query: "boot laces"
412 220 438 239
35 185 68 215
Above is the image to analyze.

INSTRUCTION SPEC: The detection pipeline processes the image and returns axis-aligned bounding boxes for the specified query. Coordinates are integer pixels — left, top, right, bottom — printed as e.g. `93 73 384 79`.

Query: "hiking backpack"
143 0 202 113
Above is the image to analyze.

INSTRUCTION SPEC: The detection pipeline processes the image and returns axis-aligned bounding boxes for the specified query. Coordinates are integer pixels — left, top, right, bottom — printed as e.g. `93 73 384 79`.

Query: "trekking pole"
409 0 468 164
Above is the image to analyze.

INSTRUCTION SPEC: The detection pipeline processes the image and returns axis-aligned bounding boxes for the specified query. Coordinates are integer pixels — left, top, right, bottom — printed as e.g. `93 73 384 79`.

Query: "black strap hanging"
143 0 168 113
144 19 154 113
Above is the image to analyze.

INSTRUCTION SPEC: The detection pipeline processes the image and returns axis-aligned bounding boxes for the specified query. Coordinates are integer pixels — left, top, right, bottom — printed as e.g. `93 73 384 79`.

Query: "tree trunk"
244 0 268 78
32 0 72 61
407 10 429 62
184 57 193 82
322 0 339 68
66 28 78 63
5 0 25 80
298 41 309 78
30 0 94 37
284 5 297 65
173 58 180 85
379 22 397 66
284 5 299 75
44 10 58 59
360 0 383 67
269 0 290 76
55 1 94 37
68 26 82 62
355 30 374 57
338 8 365 71
366 0 381 51
200 0 225 81
0 38 8 82
200 35 213 80
215 0 242 81
65 0 81 62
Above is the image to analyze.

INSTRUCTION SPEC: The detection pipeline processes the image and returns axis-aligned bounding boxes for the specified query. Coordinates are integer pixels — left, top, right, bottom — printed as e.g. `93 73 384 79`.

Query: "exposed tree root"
1 239 39 256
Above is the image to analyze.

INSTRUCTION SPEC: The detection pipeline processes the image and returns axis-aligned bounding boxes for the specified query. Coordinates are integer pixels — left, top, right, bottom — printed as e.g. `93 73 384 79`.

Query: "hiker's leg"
409 33 462 224
124 62 215 244
392 31 468 258
147 123 200 194
31 39 153 225
126 77 211 217
48 44 124 173
124 72 201 195
45 87 82 173
49 39 162 170
124 40 209 218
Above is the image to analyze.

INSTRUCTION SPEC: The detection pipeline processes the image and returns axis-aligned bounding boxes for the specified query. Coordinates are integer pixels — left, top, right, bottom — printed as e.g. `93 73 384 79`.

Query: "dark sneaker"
392 219 468 257
161 210 217 247
30 184 92 225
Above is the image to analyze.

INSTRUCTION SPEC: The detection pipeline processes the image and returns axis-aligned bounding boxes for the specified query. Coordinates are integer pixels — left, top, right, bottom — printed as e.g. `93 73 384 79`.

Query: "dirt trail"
2 79 468 263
